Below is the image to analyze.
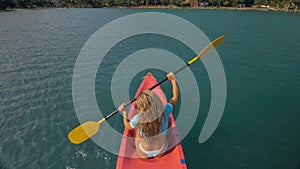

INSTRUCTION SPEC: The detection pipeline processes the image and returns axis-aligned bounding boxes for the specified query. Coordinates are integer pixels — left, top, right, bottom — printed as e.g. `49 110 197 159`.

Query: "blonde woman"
118 72 179 158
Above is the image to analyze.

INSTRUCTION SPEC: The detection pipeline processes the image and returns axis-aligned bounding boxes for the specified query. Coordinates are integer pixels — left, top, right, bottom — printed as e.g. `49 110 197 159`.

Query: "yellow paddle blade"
188 35 224 65
68 118 105 144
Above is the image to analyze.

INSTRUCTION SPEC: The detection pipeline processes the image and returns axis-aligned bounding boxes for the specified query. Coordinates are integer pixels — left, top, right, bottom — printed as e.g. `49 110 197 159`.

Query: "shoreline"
2 6 299 13
134 5 270 11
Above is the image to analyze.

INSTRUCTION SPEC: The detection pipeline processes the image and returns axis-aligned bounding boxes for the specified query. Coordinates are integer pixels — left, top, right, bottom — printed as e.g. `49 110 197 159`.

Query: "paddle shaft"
104 62 191 120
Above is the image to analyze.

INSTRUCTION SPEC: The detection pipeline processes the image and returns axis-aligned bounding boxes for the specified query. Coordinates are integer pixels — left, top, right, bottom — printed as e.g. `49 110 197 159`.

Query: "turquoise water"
0 8 299 169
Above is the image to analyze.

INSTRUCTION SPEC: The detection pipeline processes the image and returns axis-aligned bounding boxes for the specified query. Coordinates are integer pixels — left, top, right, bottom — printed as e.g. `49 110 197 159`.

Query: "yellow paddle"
68 35 225 144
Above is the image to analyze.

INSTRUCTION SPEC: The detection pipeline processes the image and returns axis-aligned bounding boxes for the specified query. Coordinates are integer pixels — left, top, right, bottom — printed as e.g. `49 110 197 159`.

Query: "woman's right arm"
167 72 180 108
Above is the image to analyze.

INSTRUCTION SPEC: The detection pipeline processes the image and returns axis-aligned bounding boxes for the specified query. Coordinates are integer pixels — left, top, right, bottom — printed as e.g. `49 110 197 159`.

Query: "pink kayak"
116 72 187 169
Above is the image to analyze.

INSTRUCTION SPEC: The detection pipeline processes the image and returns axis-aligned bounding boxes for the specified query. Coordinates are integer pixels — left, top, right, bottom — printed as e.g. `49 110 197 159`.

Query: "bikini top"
129 103 173 138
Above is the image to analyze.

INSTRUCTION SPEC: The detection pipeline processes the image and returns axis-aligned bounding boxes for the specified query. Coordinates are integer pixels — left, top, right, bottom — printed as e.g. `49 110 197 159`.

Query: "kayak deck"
116 73 187 169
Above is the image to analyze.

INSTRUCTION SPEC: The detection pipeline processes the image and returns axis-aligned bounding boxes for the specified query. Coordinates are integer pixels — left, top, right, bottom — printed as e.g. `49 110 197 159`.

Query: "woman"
118 72 179 158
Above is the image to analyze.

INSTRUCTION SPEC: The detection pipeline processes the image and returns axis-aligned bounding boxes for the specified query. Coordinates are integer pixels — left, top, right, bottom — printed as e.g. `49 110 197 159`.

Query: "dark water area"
0 8 299 169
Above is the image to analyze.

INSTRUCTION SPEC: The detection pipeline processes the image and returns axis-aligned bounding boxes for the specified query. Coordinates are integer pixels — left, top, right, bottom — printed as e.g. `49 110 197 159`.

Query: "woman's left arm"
119 103 134 130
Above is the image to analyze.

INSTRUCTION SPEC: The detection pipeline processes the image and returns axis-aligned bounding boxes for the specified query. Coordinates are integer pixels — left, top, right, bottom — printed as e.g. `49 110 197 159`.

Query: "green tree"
1 0 16 10
160 0 168 5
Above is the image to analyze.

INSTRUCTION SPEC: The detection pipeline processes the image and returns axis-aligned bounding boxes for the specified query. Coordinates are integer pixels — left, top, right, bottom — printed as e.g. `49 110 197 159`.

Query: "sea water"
0 8 299 169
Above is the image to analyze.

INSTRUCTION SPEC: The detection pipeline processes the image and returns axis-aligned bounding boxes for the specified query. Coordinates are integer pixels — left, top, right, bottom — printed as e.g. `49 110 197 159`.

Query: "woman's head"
136 90 165 138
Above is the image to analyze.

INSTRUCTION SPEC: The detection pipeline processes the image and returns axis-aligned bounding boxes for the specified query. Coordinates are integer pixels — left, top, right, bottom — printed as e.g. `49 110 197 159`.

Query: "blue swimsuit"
130 103 173 157
129 103 173 136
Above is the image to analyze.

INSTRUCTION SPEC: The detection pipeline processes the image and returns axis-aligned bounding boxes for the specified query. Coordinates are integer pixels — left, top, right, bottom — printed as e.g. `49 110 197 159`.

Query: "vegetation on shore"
1 0 299 12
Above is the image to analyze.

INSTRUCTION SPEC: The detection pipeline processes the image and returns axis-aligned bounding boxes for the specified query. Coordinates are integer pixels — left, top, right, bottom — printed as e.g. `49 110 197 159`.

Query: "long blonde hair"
136 90 166 138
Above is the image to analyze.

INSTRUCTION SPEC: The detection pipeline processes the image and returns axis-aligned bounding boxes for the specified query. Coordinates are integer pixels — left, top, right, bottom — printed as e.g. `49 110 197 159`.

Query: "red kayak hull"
116 72 187 169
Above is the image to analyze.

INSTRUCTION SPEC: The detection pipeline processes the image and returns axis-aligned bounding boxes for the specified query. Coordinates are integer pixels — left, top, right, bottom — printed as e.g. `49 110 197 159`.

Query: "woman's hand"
118 103 127 113
167 72 176 82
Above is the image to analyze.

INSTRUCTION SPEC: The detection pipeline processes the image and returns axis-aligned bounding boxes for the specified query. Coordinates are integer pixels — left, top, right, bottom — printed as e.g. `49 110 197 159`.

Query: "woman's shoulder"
130 114 138 128
165 103 173 115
